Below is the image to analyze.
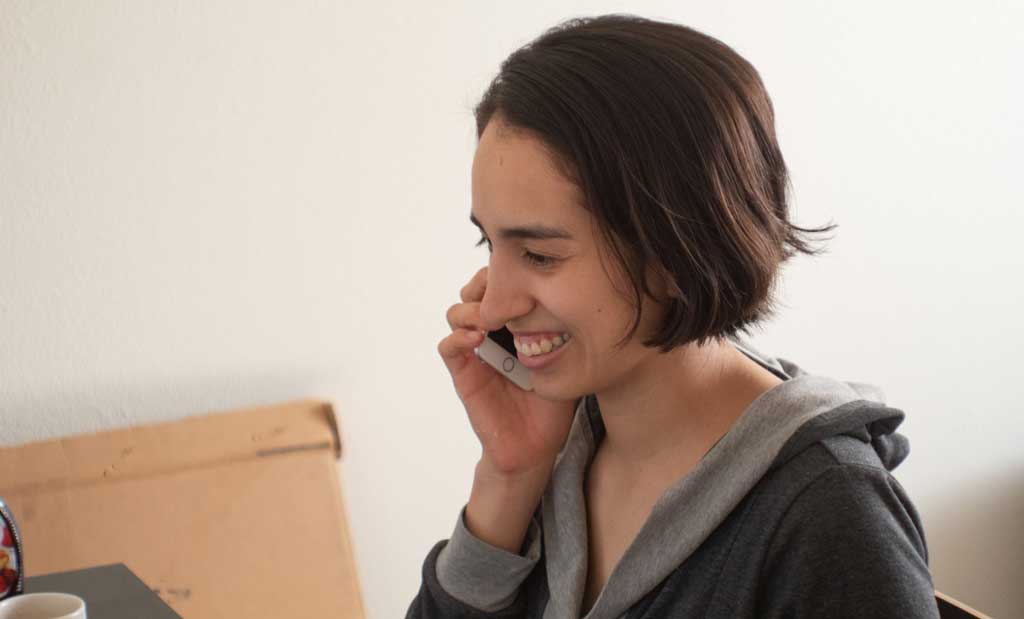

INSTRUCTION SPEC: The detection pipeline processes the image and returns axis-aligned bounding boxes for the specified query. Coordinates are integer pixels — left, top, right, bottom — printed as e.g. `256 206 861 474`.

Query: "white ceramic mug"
0 593 86 619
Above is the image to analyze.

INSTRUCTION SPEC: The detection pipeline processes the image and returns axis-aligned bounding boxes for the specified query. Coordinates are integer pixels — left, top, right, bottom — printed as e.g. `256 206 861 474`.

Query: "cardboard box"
0 399 365 618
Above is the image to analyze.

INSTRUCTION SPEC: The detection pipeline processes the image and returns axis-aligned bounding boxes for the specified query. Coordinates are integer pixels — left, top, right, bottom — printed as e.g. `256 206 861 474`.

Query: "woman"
408 14 938 618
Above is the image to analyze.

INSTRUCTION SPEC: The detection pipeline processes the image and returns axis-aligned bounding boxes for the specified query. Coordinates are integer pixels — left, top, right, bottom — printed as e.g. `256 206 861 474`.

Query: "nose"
478 258 534 332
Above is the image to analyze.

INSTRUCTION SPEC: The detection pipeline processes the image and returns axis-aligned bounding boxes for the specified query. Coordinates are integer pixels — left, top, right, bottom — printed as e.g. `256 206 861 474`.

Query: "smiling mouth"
513 332 572 357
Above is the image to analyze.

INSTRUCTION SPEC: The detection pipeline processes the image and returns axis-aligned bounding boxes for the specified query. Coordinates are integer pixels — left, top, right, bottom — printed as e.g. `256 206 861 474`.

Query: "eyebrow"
470 213 574 241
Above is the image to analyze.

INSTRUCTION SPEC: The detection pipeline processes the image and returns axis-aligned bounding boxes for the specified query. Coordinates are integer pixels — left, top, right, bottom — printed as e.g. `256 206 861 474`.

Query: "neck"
592 337 775 469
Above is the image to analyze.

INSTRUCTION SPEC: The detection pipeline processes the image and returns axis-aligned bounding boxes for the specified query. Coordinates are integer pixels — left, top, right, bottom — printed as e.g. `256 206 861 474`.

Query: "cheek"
554 264 636 343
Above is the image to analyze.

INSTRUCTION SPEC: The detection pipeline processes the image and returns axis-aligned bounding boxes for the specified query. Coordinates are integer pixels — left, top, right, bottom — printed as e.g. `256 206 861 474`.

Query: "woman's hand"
438 266 578 477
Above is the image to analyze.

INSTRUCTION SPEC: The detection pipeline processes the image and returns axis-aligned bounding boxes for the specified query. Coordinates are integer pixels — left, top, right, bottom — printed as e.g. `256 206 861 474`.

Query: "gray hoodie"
407 335 939 618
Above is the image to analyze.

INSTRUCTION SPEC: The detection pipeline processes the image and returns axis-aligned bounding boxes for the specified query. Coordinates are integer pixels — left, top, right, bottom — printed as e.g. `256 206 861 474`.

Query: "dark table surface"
23 564 182 619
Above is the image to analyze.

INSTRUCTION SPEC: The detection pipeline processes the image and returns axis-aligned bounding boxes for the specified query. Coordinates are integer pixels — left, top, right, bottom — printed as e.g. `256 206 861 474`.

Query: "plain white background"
1 1 1021 617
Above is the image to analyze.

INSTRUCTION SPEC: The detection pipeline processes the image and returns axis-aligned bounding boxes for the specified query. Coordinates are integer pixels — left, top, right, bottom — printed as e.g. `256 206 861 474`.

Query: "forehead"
471 120 584 225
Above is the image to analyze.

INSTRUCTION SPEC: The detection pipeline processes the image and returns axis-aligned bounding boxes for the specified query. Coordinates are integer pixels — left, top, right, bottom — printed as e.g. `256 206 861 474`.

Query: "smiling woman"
410 13 939 619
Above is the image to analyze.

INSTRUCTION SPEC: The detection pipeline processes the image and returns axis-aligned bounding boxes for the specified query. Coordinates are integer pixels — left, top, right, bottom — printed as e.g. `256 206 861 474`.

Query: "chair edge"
935 590 993 619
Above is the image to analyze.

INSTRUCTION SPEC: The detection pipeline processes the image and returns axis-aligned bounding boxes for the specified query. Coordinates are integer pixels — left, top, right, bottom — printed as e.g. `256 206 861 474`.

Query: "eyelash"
475 236 557 268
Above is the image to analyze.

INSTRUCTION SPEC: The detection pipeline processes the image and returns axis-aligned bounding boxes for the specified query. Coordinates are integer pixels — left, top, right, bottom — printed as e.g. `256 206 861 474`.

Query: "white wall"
2 1 1021 617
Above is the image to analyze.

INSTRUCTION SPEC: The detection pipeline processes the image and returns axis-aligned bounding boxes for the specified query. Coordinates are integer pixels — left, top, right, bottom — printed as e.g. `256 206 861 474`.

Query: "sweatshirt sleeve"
405 504 542 618
758 464 940 618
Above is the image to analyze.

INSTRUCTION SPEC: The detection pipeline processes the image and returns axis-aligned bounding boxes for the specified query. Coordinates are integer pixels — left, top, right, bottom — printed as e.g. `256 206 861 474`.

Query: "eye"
522 250 557 268
476 235 558 269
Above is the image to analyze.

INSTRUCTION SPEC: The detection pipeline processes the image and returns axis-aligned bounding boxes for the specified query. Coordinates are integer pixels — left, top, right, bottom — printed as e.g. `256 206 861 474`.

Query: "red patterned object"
0 498 23 601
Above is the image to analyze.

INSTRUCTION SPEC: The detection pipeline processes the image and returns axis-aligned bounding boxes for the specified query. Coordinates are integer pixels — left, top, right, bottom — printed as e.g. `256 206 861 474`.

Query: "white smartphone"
474 326 533 391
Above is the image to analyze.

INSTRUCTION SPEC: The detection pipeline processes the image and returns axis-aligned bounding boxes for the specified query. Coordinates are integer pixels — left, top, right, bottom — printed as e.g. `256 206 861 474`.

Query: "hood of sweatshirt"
539 334 911 619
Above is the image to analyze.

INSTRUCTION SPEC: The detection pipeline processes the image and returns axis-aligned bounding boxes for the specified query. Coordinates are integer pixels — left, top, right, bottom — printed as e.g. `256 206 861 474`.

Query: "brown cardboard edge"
0 398 344 492
321 401 343 461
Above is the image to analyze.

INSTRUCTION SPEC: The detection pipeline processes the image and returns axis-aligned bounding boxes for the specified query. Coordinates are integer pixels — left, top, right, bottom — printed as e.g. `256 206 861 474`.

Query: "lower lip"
517 339 570 370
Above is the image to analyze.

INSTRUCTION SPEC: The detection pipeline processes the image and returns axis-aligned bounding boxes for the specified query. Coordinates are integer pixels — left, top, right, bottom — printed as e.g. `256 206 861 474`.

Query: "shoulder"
766 453 927 558
755 430 909 507
746 437 938 618
755 433 927 555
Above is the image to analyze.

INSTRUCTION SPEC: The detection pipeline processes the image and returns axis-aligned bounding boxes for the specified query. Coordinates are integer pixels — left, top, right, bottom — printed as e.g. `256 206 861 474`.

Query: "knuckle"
445 303 459 327
438 334 457 356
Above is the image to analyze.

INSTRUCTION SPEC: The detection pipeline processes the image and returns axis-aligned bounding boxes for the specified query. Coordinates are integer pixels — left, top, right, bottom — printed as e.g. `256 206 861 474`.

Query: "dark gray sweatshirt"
406 336 940 618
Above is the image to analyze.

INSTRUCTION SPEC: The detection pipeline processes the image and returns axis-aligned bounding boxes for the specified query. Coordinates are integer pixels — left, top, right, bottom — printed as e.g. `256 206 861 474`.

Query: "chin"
528 379 586 405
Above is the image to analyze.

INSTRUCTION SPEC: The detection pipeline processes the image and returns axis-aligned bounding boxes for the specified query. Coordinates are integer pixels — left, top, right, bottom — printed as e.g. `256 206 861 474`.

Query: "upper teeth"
514 333 571 356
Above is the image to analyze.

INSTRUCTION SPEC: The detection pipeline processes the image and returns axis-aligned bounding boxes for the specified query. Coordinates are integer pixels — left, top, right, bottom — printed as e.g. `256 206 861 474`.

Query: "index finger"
460 266 488 303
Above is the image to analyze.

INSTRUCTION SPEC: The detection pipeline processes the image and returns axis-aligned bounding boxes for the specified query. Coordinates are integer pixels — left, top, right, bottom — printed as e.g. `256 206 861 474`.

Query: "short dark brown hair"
472 14 837 352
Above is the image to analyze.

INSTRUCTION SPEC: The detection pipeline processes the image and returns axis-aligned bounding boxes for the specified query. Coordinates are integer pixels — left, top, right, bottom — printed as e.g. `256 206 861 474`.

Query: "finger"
460 266 488 303
437 329 485 374
445 302 485 332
